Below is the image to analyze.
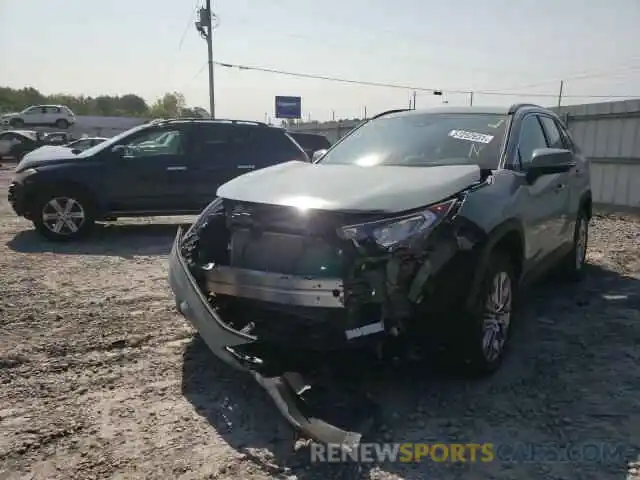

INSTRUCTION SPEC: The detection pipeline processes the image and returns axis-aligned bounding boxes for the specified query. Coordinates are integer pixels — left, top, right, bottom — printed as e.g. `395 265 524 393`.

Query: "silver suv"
1 105 76 129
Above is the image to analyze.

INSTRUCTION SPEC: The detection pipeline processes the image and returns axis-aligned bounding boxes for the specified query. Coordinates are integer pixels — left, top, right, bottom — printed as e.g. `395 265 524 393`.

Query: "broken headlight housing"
184 196 224 237
338 198 457 249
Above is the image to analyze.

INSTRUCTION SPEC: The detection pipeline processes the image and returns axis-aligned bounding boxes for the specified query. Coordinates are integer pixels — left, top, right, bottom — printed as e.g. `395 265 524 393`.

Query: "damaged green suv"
168 104 592 448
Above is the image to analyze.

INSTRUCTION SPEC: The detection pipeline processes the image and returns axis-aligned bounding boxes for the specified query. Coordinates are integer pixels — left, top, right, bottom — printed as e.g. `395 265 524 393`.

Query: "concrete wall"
290 100 640 211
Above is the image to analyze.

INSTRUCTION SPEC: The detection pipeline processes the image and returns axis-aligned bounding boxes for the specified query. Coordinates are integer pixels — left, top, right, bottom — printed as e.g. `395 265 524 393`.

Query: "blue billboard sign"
275 96 302 119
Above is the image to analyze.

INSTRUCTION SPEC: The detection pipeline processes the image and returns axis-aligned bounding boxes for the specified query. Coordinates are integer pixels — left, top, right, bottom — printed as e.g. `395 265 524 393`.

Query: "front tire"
456 251 517 376
558 210 589 281
10 118 24 128
31 191 95 241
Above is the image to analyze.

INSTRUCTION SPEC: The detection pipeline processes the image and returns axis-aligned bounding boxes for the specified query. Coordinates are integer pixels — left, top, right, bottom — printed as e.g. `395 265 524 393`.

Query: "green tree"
0 86 205 119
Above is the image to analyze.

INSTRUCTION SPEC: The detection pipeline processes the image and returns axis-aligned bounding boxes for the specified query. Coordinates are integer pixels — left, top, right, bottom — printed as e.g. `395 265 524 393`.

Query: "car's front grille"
223 199 384 235
225 200 318 233
228 229 344 276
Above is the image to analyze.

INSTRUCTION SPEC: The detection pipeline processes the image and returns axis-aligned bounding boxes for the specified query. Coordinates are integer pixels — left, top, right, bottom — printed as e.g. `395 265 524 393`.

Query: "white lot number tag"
345 321 384 340
449 129 494 144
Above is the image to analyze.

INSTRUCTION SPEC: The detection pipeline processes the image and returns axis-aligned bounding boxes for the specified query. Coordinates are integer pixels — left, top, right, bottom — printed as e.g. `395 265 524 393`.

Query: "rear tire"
31 190 96 241
55 119 69 129
454 251 518 377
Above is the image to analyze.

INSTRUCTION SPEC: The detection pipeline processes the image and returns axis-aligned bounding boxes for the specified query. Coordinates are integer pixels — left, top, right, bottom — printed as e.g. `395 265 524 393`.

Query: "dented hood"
217 161 481 213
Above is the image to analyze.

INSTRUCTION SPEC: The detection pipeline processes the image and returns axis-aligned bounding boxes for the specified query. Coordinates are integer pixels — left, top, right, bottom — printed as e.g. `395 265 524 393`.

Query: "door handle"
166 166 187 171
555 183 566 191
237 165 255 169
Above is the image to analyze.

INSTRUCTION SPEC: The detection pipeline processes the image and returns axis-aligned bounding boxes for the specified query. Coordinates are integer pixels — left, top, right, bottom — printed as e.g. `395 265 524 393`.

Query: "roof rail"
508 103 543 114
154 117 269 127
371 108 413 120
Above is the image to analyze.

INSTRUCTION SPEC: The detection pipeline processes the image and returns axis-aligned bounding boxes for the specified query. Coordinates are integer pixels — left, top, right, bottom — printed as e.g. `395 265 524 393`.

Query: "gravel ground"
0 166 639 480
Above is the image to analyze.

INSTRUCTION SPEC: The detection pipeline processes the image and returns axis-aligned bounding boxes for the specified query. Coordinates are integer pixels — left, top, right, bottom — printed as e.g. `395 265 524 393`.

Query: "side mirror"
526 148 575 182
312 149 328 162
71 148 81 155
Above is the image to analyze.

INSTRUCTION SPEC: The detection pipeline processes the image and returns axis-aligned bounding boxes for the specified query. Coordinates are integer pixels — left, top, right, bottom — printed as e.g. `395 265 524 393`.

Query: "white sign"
448 130 494 144
345 321 384 340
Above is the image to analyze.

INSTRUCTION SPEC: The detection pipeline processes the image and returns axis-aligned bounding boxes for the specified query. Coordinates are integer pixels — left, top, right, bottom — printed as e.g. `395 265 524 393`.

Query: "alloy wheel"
41 197 86 235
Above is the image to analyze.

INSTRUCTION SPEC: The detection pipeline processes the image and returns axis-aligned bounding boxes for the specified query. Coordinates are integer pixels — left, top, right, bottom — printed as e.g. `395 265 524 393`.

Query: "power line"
215 60 640 99
177 3 199 50
496 62 640 92
161 1 200 94
228 16 523 77
178 63 208 91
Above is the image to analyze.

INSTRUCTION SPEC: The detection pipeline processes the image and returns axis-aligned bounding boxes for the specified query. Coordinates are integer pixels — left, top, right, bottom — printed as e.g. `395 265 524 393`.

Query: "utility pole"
195 1 217 118
364 106 367 119
469 91 474 106
412 91 417 110
557 80 564 108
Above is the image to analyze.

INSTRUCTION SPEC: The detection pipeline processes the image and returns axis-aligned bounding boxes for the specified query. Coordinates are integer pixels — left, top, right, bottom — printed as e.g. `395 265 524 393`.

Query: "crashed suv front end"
168 189 487 448
169 107 510 449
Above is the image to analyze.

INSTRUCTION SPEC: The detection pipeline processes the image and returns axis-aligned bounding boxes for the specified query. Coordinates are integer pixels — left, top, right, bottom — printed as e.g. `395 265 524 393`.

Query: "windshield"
318 112 508 170
77 123 149 157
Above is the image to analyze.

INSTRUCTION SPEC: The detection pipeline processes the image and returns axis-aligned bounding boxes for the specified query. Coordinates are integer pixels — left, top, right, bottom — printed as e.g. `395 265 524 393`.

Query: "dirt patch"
0 168 638 479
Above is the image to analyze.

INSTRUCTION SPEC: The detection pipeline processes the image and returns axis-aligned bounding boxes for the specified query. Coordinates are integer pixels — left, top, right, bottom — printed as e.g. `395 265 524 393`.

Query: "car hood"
1 112 19 118
217 161 482 213
16 145 78 172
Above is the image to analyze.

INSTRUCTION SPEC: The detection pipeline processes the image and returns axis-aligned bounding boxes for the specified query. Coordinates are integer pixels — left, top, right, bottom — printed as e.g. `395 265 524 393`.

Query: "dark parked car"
0 130 40 162
288 131 331 158
168 104 592 448
8 118 308 241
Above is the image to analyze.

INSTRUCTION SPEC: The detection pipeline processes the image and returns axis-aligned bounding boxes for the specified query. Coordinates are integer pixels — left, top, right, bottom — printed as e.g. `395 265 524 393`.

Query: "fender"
578 190 592 218
25 177 105 217
464 218 525 312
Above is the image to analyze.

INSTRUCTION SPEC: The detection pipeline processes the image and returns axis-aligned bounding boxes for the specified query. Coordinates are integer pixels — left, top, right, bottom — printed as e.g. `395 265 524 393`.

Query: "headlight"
185 197 224 236
338 199 457 248
21 168 38 176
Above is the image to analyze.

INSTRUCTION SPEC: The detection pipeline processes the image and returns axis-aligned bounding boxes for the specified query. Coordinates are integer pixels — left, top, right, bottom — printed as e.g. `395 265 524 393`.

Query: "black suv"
8 118 309 241
288 131 331 158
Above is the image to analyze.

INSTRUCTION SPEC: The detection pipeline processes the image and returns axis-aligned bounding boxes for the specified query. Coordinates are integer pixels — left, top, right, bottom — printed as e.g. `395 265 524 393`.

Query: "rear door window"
517 115 548 168
554 119 579 153
538 116 564 149
291 133 331 151
191 123 253 167
246 128 308 165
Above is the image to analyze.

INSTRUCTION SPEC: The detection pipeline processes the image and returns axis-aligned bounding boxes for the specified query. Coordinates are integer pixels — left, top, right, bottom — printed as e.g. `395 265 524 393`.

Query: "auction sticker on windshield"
448 130 494 144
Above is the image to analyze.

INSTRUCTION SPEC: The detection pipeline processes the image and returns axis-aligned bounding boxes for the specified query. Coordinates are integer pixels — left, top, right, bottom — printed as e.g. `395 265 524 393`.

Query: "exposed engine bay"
182 188 487 353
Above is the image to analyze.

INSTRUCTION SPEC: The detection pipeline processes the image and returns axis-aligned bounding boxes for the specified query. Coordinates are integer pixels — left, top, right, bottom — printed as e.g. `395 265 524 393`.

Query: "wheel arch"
26 180 105 217
464 218 525 312
579 190 592 219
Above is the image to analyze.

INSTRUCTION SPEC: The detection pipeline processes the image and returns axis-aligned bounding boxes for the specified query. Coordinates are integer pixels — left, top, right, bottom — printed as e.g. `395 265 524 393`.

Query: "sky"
1 0 640 122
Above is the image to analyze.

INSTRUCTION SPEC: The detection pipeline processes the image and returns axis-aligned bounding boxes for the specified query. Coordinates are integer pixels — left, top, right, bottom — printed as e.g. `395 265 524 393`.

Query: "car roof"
154 118 271 128
380 104 553 119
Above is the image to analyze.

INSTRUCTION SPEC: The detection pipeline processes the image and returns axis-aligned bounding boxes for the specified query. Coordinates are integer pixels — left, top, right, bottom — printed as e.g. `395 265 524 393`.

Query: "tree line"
0 87 208 119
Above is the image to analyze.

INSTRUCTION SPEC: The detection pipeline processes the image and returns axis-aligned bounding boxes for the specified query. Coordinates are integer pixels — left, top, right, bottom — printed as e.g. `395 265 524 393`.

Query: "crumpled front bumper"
168 227 376 450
